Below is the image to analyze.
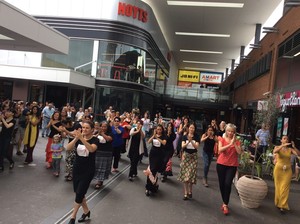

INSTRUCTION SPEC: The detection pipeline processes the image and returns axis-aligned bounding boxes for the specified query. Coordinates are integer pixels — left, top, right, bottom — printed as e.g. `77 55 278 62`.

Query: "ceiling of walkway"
143 0 283 74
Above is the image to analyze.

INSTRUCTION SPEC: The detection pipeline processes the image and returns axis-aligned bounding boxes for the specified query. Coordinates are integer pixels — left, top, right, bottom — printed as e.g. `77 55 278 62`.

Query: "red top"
217 137 240 167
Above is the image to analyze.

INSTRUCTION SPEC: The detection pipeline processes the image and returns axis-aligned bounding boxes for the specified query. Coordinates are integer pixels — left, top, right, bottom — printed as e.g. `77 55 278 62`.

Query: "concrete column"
254 23 262 45
225 68 229 78
231 59 235 73
240 46 245 62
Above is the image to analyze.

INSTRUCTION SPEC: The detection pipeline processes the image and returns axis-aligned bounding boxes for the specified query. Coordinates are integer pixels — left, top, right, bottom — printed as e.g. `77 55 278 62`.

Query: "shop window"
0 80 13 101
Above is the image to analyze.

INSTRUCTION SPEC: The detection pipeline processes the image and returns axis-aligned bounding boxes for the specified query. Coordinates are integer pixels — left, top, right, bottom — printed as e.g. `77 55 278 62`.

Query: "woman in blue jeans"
201 125 218 187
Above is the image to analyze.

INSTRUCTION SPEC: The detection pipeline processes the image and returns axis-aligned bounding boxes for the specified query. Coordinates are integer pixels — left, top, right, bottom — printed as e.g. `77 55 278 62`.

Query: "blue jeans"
42 117 50 136
52 158 61 173
202 151 213 179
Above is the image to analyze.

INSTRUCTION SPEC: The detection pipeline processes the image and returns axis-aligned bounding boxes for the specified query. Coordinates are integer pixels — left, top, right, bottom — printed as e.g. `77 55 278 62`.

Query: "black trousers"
112 145 122 169
216 164 237 205
129 155 139 177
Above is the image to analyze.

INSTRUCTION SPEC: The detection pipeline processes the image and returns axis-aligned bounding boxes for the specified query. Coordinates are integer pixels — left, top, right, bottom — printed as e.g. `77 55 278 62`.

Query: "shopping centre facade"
1 0 300 144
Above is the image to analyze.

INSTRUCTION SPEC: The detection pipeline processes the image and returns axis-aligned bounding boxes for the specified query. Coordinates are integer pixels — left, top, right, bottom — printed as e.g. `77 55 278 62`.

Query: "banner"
199 72 223 84
178 70 200 82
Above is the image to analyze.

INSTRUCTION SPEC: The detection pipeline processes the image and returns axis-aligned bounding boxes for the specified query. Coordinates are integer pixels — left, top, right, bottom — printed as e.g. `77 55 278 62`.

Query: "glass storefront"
94 86 155 121
42 39 167 91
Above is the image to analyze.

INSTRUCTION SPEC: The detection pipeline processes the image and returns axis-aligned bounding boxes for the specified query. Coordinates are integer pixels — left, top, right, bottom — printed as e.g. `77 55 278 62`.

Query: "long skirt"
65 149 76 175
45 138 53 164
94 151 113 182
177 151 198 184
274 163 292 210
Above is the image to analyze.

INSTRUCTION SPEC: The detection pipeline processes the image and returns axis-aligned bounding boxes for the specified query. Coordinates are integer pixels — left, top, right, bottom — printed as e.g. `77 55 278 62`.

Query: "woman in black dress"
144 124 166 196
127 120 145 181
66 121 98 224
94 121 113 189
161 122 176 182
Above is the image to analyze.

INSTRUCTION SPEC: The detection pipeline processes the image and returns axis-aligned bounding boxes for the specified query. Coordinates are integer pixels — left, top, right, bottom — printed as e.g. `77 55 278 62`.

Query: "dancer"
273 135 300 213
127 120 144 181
145 124 166 196
66 121 98 224
161 122 176 182
45 111 62 168
94 121 113 189
23 105 41 164
201 126 218 187
0 109 16 171
178 123 200 200
217 123 242 215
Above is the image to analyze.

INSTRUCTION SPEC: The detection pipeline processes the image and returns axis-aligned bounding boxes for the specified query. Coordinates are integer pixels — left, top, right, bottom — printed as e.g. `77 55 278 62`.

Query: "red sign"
118 2 148 23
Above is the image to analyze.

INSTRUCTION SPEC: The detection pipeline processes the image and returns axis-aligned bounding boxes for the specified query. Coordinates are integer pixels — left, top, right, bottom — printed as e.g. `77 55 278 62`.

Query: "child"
51 134 64 177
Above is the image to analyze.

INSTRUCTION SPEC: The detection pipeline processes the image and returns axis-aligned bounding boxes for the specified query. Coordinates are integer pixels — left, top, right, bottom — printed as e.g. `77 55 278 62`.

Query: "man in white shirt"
41 103 55 137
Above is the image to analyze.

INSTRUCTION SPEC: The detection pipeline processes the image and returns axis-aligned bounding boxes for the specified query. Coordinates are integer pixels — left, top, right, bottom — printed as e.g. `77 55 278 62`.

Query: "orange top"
217 137 240 167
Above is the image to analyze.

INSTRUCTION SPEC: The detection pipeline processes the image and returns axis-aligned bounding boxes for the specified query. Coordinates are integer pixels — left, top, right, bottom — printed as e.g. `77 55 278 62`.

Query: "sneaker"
128 176 133 181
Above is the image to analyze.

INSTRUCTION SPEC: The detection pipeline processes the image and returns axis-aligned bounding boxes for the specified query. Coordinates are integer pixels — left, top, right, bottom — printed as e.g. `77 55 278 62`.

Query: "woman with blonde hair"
217 123 242 215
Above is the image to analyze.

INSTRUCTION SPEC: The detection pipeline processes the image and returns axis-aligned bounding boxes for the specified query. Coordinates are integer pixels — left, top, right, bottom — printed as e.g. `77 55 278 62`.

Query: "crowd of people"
0 99 299 223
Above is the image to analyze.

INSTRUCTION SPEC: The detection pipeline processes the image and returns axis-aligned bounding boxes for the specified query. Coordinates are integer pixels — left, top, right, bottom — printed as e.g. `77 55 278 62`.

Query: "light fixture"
184 67 215 71
180 49 223 54
249 43 261 49
167 1 244 8
262 27 279 33
0 34 14 40
294 51 300 57
183 60 218 65
241 55 250 60
285 1 300 6
176 32 230 38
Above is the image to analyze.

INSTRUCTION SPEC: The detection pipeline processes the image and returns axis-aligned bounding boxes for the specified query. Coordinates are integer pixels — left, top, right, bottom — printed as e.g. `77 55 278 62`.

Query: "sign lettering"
118 2 148 23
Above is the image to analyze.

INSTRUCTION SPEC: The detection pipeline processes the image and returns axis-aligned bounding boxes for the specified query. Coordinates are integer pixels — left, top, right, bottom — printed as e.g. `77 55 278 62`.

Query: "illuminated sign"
280 91 300 111
118 2 148 23
199 72 223 84
178 70 200 82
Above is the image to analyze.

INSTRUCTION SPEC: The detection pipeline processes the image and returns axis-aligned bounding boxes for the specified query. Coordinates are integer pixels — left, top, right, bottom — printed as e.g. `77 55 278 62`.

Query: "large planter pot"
236 175 268 208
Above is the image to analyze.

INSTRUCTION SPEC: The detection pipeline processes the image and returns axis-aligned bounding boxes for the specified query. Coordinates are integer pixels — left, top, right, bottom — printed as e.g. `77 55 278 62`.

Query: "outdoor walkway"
0 137 299 224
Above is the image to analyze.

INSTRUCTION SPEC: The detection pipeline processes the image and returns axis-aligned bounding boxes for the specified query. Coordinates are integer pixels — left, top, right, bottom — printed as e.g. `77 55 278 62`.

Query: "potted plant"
236 91 281 208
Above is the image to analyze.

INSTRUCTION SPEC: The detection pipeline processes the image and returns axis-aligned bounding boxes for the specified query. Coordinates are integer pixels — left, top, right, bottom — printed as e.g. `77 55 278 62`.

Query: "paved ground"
0 136 299 224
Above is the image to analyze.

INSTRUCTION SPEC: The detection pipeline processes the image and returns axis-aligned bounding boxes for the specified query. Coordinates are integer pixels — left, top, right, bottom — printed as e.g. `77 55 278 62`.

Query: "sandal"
95 182 103 189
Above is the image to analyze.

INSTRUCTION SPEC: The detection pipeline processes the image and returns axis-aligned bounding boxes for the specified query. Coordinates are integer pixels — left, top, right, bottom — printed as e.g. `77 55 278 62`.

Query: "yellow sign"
178 70 200 82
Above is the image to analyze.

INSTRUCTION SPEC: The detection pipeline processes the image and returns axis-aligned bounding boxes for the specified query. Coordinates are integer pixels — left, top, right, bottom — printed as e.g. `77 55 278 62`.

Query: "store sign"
118 2 148 23
199 72 223 84
280 91 300 111
178 70 200 82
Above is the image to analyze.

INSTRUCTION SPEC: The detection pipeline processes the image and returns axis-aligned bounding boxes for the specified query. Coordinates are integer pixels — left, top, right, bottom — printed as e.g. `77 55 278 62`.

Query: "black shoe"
16 151 23 156
0 166 4 172
9 162 14 170
68 218 75 224
188 193 192 198
128 176 133 181
145 190 150 196
183 194 189 200
78 211 90 222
